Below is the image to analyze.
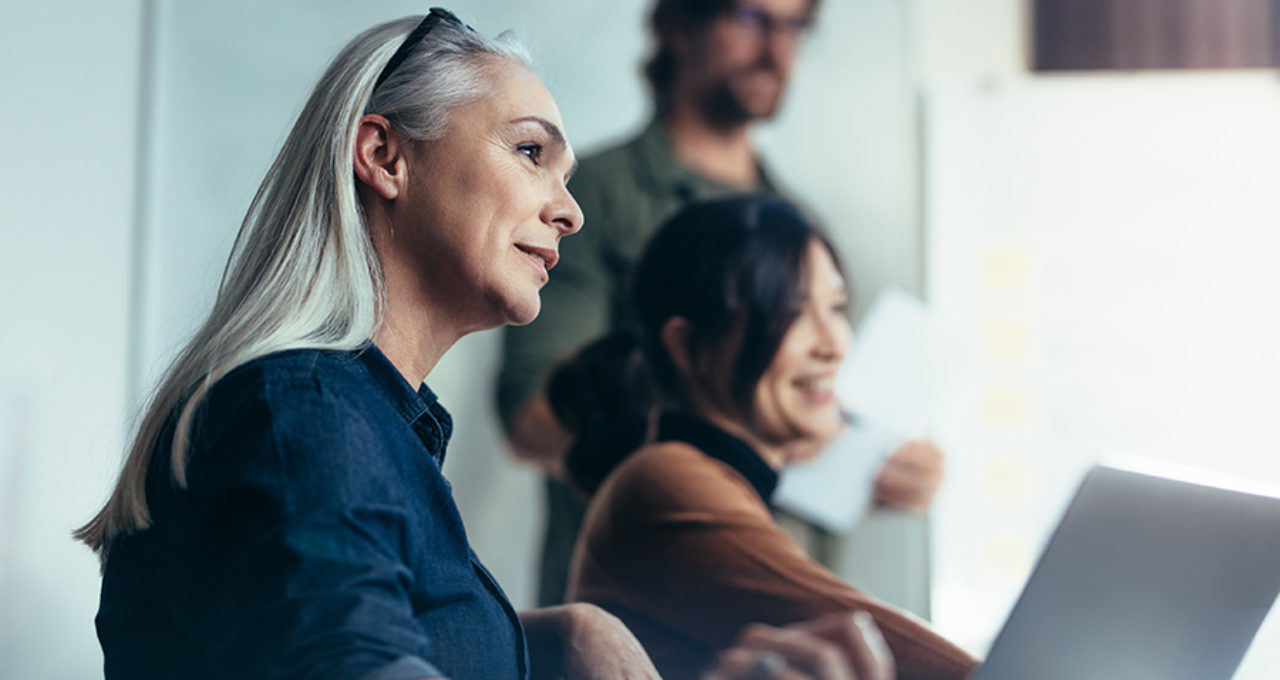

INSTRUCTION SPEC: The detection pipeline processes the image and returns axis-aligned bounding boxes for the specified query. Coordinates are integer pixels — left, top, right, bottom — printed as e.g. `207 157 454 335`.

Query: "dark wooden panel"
1033 0 1280 70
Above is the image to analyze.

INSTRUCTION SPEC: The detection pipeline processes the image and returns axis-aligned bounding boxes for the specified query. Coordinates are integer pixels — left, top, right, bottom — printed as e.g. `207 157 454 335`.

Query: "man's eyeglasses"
373 7 470 92
727 3 813 42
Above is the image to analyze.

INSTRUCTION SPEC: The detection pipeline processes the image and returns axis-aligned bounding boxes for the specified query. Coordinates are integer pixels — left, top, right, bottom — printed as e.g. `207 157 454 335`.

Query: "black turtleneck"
656 411 779 504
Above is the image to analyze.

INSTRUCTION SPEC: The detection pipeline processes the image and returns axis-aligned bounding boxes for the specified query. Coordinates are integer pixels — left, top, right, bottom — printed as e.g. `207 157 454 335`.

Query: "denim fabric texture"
97 345 528 679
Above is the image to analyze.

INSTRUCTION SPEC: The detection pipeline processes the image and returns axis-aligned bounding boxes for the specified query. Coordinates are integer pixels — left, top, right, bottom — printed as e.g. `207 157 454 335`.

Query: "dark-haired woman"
554 196 979 680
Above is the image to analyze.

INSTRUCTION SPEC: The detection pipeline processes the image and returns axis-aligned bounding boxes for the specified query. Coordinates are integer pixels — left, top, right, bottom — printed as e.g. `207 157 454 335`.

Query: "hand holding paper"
874 439 945 512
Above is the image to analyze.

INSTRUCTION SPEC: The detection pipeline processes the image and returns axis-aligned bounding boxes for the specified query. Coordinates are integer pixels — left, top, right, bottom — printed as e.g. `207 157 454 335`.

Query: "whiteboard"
922 73 1280 678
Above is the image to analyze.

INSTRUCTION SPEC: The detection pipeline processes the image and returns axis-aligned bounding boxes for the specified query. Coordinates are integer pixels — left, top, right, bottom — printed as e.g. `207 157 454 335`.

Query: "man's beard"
701 66 785 129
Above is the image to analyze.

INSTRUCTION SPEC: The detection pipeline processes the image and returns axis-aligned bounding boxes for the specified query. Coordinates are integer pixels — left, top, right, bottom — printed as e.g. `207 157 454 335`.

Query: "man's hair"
642 0 820 113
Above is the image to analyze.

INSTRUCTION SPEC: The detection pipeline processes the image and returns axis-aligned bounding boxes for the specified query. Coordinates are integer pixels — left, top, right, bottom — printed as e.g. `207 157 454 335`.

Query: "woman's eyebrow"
509 116 567 149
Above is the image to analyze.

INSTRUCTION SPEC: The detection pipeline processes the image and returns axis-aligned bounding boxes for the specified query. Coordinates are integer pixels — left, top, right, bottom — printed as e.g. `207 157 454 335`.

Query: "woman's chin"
503 294 542 327
801 412 844 444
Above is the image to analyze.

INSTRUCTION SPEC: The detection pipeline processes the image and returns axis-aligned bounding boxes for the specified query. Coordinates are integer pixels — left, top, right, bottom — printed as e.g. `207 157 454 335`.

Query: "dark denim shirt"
97 346 529 680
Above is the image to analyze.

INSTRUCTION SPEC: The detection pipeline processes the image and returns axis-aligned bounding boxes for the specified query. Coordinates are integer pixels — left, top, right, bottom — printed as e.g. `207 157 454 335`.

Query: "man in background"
497 0 944 606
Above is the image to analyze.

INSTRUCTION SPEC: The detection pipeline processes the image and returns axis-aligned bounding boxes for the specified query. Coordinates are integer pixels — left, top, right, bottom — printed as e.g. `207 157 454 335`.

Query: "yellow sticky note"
980 388 1029 432
980 248 1029 290
978 454 1033 507
983 321 1030 362
977 532 1036 582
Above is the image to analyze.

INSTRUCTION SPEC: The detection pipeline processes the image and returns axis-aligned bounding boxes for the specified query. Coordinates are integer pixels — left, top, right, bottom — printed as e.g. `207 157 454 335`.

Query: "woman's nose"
544 183 583 236
813 318 851 361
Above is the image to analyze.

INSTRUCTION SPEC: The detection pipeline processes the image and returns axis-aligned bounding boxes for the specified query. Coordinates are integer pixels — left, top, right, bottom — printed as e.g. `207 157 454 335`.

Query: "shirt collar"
355 343 453 468
657 411 779 503
633 117 783 204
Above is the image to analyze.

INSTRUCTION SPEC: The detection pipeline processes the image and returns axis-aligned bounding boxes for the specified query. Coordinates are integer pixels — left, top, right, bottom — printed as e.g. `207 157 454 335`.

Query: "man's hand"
521 603 660 680
873 439 944 512
703 611 894 680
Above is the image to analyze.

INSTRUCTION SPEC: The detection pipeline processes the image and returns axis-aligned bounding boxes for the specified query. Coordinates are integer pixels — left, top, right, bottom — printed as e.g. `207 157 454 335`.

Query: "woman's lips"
515 243 559 271
793 375 836 404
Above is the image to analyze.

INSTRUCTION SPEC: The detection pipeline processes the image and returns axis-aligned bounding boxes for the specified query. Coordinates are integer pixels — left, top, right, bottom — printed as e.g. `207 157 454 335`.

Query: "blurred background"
2 0 1278 676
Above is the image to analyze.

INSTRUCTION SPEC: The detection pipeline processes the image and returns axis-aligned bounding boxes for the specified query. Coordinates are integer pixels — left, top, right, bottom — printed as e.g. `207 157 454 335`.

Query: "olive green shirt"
495 118 786 606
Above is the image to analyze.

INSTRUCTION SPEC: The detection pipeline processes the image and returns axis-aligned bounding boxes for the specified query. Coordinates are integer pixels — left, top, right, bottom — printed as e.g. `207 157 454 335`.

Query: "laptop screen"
972 463 1280 680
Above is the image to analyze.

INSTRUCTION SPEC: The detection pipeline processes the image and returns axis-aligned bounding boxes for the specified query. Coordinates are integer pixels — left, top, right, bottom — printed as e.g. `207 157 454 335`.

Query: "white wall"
911 0 1026 81
0 1 144 677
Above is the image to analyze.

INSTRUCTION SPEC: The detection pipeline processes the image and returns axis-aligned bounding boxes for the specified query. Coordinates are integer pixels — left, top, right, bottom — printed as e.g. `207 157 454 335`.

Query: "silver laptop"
971 460 1280 680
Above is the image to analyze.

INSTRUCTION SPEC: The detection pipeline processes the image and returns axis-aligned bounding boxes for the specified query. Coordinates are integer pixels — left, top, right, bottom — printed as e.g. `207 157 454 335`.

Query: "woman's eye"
517 143 543 164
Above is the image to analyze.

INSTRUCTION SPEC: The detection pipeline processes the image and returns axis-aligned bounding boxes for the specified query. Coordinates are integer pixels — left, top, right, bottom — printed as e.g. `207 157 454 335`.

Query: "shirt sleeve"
574 446 978 680
360 656 446 680
495 160 618 426
175 377 447 680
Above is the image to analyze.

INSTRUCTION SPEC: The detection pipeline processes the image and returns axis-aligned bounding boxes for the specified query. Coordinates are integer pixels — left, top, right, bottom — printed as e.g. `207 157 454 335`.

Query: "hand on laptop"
703 611 894 680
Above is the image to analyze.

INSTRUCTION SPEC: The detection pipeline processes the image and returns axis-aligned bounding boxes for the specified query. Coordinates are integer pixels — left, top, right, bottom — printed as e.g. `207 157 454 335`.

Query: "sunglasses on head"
373 7 471 91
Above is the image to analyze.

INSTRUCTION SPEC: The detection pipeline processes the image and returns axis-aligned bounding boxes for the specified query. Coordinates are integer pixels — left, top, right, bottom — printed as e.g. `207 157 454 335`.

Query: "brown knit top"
567 414 978 680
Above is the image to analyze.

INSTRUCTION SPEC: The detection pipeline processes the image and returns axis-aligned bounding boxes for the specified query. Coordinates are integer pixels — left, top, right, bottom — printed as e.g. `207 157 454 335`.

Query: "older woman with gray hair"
76 8 889 680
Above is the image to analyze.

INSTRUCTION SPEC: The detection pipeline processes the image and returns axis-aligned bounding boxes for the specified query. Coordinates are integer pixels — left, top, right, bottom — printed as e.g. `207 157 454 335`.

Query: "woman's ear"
660 317 694 376
662 317 733 419
353 114 407 201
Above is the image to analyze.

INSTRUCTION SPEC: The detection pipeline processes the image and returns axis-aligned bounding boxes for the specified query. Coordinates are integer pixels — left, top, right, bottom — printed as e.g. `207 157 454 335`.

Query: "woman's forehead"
807 240 846 291
477 60 565 129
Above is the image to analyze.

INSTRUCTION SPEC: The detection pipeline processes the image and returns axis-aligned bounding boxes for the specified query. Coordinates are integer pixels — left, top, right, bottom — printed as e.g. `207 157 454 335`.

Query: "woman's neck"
367 206 481 388
372 312 454 389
